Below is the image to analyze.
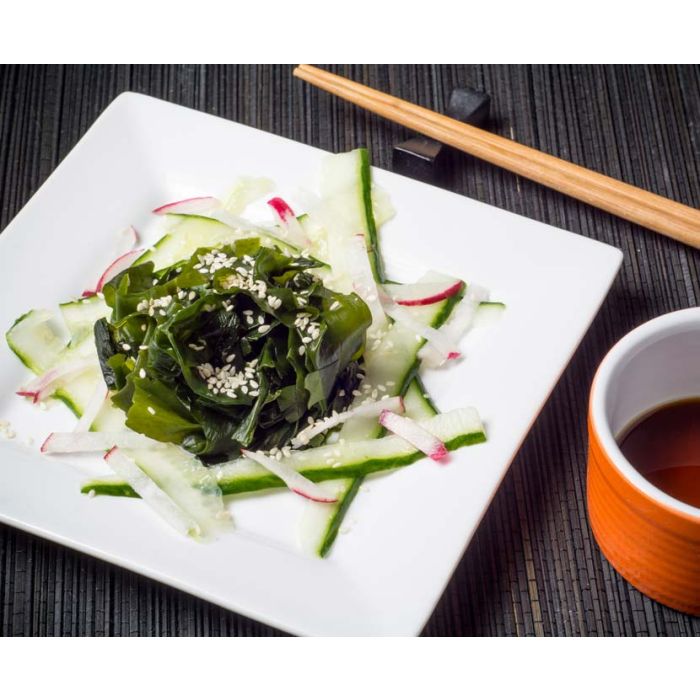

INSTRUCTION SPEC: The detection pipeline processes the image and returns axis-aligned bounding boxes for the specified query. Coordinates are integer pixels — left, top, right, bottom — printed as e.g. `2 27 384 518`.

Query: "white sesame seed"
122 343 131 351
298 346 305 356
147 406 155 415
139 369 146 379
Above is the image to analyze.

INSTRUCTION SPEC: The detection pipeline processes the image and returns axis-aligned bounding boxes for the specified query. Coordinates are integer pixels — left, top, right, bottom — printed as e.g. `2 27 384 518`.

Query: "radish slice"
378 410 448 462
240 449 338 503
42 430 162 453
384 279 463 307
381 298 461 362
152 196 221 216
17 359 95 403
82 248 144 296
119 224 139 250
74 383 108 432
104 447 200 537
291 396 404 448
267 197 310 247
267 196 295 222
120 224 141 253
95 248 143 292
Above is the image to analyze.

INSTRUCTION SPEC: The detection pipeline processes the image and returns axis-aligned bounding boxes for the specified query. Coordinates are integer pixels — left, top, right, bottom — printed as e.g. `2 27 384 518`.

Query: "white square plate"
0 93 622 635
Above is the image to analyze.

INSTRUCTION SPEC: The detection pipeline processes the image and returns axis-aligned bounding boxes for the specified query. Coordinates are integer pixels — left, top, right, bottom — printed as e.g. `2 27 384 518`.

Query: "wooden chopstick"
294 64 700 249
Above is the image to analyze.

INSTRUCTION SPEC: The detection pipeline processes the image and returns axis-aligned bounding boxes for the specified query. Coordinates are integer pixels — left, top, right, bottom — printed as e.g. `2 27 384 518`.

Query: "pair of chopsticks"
293 65 700 249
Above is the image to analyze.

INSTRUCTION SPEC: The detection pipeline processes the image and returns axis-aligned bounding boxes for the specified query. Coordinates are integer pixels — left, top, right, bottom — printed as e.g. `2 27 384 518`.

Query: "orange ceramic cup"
587 308 700 615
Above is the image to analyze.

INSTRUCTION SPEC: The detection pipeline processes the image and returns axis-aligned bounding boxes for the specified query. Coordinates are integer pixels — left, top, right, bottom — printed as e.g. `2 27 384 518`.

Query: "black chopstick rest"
392 87 491 183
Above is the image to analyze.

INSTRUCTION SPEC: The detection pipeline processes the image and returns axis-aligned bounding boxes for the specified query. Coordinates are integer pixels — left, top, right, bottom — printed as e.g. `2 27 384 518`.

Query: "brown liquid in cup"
618 398 700 509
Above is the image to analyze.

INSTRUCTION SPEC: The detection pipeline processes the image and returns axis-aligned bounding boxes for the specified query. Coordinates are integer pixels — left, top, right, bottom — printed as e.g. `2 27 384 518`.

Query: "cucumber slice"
474 301 506 327
59 295 109 340
54 367 103 418
81 408 485 498
91 398 127 432
136 214 300 270
403 376 439 420
6 309 68 374
119 445 231 539
320 149 383 282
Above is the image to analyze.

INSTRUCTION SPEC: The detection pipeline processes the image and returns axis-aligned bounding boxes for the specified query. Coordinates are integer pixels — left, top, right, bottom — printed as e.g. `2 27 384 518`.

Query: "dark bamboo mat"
1 65 699 636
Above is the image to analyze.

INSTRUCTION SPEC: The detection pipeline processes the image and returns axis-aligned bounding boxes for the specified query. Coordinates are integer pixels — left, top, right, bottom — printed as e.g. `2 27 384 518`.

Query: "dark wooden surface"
1 65 699 636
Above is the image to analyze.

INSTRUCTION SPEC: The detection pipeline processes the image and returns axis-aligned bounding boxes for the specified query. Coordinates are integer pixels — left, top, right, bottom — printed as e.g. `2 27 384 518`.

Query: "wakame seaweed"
95 238 371 460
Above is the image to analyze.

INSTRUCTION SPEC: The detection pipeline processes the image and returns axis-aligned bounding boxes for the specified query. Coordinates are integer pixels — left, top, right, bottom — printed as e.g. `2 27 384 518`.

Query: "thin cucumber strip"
359 148 385 283
82 408 485 498
6 309 68 374
403 375 440 419
136 214 300 270
59 295 109 340
315 477 364 558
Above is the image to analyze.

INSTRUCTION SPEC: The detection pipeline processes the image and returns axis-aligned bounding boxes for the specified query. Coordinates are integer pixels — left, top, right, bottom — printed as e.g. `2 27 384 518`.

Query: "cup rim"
590 307 700 522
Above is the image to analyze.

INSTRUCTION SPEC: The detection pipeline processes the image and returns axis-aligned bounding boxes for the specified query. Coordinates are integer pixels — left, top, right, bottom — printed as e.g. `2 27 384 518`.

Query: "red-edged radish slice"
291 396 404 448
378 410 448 462
267 197 310 247
95 248 143 292
383 280 464 307
267 196 295 222
104 447 200 536
17 359 95 404
73 384 108 432
120 224 139 249
152 196 221 216
240 449 338 503
42 430 162 453
381 299 461 361
82 248 144 296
